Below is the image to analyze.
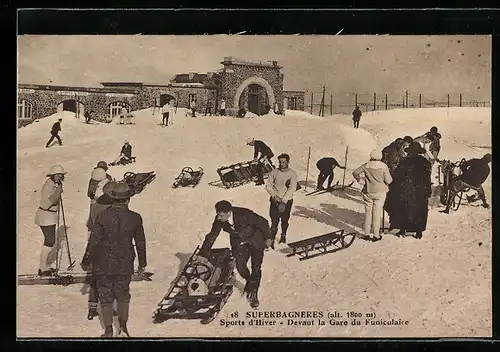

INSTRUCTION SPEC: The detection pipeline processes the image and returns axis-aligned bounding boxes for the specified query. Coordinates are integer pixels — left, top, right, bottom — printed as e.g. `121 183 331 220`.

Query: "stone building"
17 57 305 126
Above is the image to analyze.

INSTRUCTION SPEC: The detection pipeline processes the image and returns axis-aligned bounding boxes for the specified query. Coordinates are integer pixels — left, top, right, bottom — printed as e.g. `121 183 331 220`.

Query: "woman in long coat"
389 142 432 239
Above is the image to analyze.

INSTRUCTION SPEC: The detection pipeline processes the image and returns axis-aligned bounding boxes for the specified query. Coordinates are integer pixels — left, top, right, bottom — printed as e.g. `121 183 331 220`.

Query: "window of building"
17 99 33 119
188 94 197 104
109 102 131 119
289 97 297 110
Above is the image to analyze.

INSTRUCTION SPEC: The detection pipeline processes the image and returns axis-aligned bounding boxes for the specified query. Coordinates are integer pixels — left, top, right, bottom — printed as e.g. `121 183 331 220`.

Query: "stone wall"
139 86 217 114
283 91 305 111
220 62 284 116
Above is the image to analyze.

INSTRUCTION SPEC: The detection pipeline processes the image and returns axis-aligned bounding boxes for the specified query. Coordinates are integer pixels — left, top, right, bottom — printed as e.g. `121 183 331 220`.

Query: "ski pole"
55 204 61 273
60 196 76 271
304 146 311 192
341 145 349 188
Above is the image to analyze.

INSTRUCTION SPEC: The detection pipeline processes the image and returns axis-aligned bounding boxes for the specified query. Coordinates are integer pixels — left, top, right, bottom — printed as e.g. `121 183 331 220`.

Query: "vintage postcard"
17 34 491 338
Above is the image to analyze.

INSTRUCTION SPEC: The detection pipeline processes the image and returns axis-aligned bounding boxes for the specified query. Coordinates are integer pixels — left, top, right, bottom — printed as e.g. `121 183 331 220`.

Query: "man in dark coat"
198 200 272 308
81 181 147 338
45 118 63 147
111 140 134 166
389 142 432 239
246 138 275 185
315 157 346 190
352 106 362 128
440 153 492 213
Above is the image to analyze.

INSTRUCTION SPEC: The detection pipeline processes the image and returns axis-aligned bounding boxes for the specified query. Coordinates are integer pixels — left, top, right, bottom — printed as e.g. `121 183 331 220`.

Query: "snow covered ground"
17 106 491 338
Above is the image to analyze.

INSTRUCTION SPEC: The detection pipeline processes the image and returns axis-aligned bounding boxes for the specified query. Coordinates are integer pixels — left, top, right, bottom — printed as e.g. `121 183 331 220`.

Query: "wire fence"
303 90 491 116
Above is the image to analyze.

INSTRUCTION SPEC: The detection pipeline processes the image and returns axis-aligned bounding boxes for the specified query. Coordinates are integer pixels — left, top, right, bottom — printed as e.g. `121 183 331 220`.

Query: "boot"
87 302 98 320
101 326 113 338
38 269 55 277
39 245 53 274
117 319 131 338
279 234 287 244
414 231 423 239
116 300 130 336
247 290 260 309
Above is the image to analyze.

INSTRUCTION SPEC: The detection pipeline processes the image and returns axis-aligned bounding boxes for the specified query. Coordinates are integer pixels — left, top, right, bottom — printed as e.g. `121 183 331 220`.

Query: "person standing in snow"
352 106 362 129
316 157 346 190
440 153 492 214
219 99 226 116
197 200 272 309
45 118 63 147
34 165 66 276
119 105 128 125
152 97 160 115
168 99 175 125
246 138 275 185
273 102 280 114
161 101 171 126
265 153 298 247
81 181 147 338
205 101 213 116
352 150 393 241
190 98 197 117
111 140 134 166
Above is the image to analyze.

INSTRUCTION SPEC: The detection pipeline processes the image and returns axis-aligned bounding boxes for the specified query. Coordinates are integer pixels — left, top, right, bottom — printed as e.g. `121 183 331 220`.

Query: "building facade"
17 57 305 126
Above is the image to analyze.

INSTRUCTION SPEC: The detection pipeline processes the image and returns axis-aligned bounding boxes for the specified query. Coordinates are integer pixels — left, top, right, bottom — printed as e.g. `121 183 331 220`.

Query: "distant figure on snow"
152 97 161 115
119 105 128 125
84 110 92 124
316 157 346 190
205 101 213 116
219 99 226 116
161 102 171 126
45 118 63 148
440 153 492 214
237 107 246 118
273 102 280 114
352 150 393 242
190 99 197 117
352 106 362 129
110 140 134 166
246 138 275 185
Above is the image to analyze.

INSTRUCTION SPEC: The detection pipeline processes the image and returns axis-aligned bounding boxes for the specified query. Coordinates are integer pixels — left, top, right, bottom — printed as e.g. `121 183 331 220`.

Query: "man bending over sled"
110 140 136 166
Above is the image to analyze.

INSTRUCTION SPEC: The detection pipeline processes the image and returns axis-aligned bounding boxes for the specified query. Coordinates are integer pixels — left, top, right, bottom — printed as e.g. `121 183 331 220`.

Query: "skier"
190 99 197 117
246 138 275 186
440 153 492 214
110 140 133 166
45 118 63 147
34 165 66 276
197 200 272 308
161 101 170 126
265 153 298 247
220 99 226 116
81 181 147 338
315 157 346 190
119 105 128 125
352 150 393 242
352 106 362 129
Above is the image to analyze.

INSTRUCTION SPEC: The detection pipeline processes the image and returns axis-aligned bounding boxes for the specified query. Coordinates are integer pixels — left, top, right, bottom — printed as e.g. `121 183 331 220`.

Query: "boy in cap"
35 165 67 276
246 138 275 185
81 181 147 337
46 118 63 147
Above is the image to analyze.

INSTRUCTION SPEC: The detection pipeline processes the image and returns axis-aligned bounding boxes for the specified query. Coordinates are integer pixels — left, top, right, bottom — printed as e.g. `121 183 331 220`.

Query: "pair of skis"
305 180 355 196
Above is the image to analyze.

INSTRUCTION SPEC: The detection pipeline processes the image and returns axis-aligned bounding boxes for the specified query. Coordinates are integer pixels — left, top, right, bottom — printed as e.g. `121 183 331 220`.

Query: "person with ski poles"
315 156 346 190
34 165 67 276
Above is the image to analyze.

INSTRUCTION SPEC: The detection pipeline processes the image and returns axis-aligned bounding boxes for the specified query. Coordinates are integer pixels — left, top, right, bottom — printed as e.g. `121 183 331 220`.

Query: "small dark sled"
122 171 156 195
153 246 235 325
217 158 275 188
18 270 154 287
172 167 204 188
109 157 137 167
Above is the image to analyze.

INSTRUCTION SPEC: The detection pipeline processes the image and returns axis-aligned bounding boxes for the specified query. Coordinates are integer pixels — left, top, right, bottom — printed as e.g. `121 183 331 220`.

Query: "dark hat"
430 126 438 133
102 181 134 200
405 141 426 155
96 160 108 171
215 200 232 213
403 136 414 143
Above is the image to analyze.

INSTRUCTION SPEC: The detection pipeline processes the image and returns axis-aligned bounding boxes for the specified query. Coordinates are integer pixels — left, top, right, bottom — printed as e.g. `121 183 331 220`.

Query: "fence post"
403 96 405 108
447 94 450 107
419 94 422 108
310 92 313 114
385 94 388 110
355 94 358 108
330 94 333 115
459 94 462 107
320 85 326 117
373 93 376 111
406 91 409 108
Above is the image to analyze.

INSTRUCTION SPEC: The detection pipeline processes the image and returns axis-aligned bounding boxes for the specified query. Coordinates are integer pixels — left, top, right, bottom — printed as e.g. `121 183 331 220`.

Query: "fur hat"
102 181 134 200
370 149 383 161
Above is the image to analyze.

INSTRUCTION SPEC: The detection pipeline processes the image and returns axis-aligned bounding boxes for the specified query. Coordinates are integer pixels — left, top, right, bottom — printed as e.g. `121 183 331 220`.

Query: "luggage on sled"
152 245 235 325
121 171 156 195
217 158 275 188
172 167 204 188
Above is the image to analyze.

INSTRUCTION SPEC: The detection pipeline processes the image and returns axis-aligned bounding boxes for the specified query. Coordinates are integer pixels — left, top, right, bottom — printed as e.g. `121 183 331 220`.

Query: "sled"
18 270 154 286
122 171 156 195
153 245 235 325
286 230 356 261
437 158 469 212
172 167 204 188
109 157 137 167
217 158 275 188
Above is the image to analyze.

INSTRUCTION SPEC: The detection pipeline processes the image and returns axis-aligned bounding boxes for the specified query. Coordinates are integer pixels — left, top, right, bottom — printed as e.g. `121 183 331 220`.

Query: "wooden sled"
18 270 154 286
286 230 356 261
172 167 204 188
217 158 275 188
122 171 156 195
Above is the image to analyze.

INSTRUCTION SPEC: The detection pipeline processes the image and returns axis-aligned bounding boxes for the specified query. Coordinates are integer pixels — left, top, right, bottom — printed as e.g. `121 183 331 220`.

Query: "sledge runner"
110 140 134 166
440 153 492 214
197 200 272 309
34 165 66 276
45 118 63 147
265 153 298 247
81 181 147 338
246 138 275 185
352 106 362 129
315 157 346 190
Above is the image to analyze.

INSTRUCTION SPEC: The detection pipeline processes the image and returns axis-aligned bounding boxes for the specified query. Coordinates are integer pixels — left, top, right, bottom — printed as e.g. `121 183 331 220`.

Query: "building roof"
221 57 282 69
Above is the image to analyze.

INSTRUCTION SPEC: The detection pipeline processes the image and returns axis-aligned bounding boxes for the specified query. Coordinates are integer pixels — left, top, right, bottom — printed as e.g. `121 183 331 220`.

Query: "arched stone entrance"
233 76 276 116
57 99 85 117
159 93 176 107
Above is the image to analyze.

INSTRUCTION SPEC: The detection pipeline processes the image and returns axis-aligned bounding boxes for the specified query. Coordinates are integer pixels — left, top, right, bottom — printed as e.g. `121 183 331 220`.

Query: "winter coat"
352 160 393 194
87 171 113 200
352 108 362 120
82 203 147 275
34 178 63 226
199 207 271 257
50 122 61 136
253 140 274 159
386 155 432 232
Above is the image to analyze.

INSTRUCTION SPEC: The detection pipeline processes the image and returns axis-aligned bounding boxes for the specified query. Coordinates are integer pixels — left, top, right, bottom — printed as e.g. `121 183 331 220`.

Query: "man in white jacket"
265 153 298 248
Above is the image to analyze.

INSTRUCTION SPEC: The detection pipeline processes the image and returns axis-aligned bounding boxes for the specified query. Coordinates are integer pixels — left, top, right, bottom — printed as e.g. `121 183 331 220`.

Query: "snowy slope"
17 107 492 338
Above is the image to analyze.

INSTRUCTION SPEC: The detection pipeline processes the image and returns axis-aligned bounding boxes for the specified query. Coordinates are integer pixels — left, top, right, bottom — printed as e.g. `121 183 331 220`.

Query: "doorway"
159 94 175 107
248 84 261 115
